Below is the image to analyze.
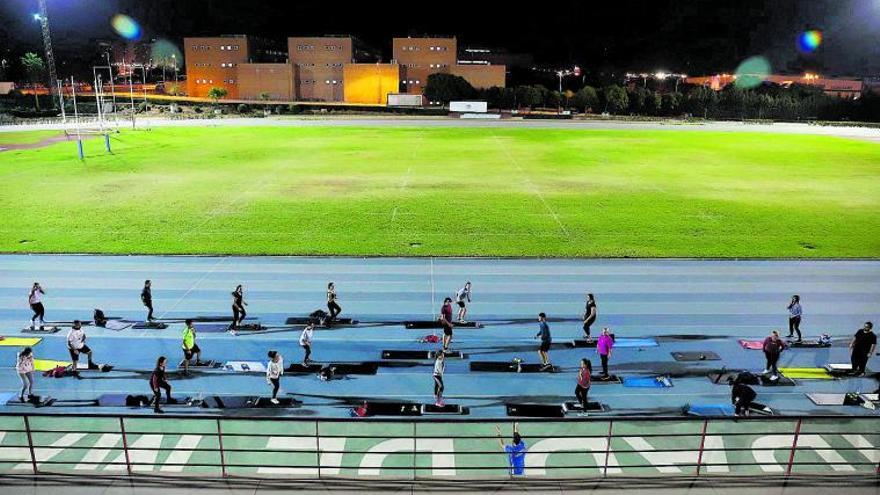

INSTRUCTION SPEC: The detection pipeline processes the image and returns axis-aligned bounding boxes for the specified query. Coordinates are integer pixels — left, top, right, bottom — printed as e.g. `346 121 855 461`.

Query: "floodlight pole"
106 52 119 128
35 0 58 103
126 60 136 130
56 79 65 122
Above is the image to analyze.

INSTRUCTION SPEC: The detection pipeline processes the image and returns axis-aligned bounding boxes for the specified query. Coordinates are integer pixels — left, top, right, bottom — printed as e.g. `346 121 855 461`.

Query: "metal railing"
0 412 877 479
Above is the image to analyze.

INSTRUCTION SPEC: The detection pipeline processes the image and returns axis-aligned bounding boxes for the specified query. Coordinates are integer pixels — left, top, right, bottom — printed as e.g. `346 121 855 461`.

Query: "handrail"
0 413 876 478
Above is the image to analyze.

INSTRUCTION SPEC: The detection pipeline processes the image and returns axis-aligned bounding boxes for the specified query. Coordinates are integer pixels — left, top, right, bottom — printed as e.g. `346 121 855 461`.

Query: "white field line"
490 132 570 237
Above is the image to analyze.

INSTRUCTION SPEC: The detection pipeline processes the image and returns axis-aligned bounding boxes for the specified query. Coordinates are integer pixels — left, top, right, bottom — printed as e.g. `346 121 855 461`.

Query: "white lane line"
429 257 436 317
152 257 229 334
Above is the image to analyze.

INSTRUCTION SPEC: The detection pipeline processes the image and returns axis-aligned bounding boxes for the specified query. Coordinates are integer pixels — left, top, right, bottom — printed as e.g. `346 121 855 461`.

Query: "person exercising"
787 295 802 342
440 297 455 351
67 320 95 379
575 358 592 412
141 280 155 322
231 285 247 328
597 328 614 378
327 282 341 324
762 330 785 379
28 282 46 330
180 319 203 375
150 356 172 414
433 351 446 407
850 322 876 376
535 312 552 371
731 378 757 417
300 322 315 365
266 350 283 404
582 293 597 341
455 281 472 323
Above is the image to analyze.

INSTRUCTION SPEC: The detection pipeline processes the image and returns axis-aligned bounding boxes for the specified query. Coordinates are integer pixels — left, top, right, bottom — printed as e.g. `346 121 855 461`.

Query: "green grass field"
0 130 62 146
0 125 877 257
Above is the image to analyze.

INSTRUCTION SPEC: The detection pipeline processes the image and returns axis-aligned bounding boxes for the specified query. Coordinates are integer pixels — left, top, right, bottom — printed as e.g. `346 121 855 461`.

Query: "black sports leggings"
302 344 311 362
30 303 45 323
789 317 801 339
600 354 609 376
583 316 595 338
765 351 780 372
152 383 171 408
145 301 154 320
232 305 246 325
575 385 589 408
433 375 444 397
270 377 280 398
328 301 341 320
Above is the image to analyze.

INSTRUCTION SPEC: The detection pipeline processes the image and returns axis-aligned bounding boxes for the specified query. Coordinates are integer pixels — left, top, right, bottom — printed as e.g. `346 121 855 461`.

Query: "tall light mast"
35 0 59 100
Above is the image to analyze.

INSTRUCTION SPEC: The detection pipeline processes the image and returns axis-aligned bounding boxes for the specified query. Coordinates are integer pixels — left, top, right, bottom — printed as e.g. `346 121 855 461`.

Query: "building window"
233 45 239 50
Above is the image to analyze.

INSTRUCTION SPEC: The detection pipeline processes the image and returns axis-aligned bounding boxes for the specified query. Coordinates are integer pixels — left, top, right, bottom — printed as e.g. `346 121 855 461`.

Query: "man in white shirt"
300 323 314 365
66 320 95 378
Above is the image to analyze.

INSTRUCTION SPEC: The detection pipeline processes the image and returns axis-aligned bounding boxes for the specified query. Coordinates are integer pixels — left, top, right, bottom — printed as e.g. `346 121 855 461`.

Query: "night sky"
1 0 878 79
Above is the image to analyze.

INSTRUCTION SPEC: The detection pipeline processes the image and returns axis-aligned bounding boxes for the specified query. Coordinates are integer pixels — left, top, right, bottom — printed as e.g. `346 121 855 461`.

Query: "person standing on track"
495 423 526 476
231 285 247 329
850 322 876 377
787 295 802 342
455 281 472 323
582 293 597 341
16 347 35 403
141 280 155 322
440 297 455 351
597 328 614 378
180 319 203 376
535 313 552 370
150 356 172 414
326 282 341 324
433 351 446 407
67 320 95 379
28 282 46 331
266 350 284 404
575 358 592 412
300 322 314 365
762 330 785 379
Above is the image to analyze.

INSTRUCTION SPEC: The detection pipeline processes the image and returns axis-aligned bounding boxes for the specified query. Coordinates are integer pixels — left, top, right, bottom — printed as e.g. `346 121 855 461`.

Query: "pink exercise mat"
739 340 764 350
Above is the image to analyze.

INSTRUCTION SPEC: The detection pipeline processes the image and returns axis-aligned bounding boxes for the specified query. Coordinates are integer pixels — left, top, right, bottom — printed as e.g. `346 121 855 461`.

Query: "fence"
0 413 877 479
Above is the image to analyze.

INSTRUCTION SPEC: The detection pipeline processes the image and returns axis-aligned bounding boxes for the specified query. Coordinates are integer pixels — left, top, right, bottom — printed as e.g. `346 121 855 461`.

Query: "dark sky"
1 0 879 78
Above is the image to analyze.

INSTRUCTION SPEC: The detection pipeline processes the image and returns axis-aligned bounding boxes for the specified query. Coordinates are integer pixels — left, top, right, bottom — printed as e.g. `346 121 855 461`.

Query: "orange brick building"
184 34 506 104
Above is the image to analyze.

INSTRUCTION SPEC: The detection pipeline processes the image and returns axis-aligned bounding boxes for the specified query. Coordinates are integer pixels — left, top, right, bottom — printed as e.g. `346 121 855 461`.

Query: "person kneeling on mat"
440 297 454 351
150 356 172 413
67 320 95 379
300 322 314 365
575 358 592 413
535 313 552 370
16 347 36 403
180 319 203 376
433 351 446 407
266 350 284 404
731 378 757 417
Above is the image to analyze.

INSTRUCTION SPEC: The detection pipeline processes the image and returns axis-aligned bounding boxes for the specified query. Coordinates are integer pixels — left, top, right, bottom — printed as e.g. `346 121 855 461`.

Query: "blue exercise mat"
0 391 18 405
687 404 735 416
614 338 658 348
622 376 673 388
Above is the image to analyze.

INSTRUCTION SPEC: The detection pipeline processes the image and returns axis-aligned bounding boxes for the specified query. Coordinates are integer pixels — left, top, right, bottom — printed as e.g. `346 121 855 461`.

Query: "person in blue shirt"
496 423 526 476
535 312 552 370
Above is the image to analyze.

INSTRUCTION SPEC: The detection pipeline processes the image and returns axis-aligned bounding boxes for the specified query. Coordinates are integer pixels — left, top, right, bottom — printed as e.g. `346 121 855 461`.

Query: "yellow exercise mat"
779 367 834 379
0 337 42 346
33 359 71 372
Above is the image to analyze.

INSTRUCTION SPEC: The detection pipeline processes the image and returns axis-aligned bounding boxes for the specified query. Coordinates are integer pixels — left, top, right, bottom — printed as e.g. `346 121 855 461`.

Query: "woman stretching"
327 283 341 323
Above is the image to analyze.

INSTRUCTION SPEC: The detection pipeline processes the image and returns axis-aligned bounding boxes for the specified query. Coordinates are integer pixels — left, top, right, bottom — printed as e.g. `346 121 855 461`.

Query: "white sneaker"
270 398 279 405
762 369 770 374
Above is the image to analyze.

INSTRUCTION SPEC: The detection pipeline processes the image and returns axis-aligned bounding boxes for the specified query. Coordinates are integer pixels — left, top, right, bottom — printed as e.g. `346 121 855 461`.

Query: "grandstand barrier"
0 412 876 479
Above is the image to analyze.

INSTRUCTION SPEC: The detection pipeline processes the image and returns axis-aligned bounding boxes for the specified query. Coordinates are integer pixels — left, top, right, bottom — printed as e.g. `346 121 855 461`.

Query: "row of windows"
220 63 237 68
402 80 422 85
295 45 345 51
193 79 236 84
429 63 448 69
300 80 343 86
295 62 344 68
399 45 449 52
191 44 240 51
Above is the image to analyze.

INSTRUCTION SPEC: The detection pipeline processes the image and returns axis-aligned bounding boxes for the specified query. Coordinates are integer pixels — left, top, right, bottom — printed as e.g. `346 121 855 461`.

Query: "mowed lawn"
0 125 878 257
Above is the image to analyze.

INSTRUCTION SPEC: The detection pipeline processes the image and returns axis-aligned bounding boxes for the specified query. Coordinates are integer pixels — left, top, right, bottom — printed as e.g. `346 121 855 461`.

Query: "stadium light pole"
33 0 59 103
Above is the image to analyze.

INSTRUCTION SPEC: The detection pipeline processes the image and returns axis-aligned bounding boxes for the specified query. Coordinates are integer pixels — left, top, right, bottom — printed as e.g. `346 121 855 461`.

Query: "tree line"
425 73 880 122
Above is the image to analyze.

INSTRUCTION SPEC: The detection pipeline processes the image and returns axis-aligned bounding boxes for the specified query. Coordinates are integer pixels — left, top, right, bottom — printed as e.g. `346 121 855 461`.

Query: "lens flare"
111 14 141 40
798 30 823 53
734 56 771 89
150 39 182 66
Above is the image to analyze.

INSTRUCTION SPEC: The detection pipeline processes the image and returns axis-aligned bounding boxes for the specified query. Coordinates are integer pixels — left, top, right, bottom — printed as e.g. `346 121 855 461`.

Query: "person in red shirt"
575 359 592 413
439 297 454 351
762 330 785 378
